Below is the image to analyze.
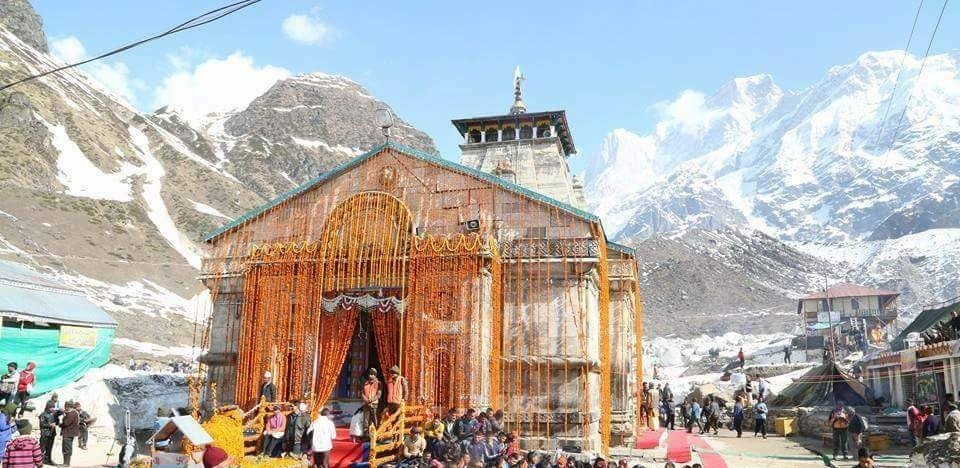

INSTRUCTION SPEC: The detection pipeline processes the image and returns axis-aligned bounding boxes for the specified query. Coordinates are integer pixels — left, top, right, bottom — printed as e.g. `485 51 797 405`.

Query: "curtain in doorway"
371 312 399 372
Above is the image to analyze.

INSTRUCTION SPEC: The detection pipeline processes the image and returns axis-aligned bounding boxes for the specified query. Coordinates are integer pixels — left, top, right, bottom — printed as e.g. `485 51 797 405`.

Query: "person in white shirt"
307 408 337 468
0 362 19 406
348 408 364 442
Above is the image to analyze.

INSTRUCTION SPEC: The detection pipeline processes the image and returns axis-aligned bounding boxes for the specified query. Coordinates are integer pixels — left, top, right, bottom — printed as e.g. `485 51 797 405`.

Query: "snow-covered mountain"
0 1 434 357
590 51 960 243
589 51 960 330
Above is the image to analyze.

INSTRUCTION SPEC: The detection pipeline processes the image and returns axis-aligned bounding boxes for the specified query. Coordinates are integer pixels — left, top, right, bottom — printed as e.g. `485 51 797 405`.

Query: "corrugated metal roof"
799 282 899 300
0 261 117 328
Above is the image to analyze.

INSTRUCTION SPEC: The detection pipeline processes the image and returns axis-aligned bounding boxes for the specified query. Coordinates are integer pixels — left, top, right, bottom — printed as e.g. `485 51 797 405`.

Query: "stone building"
198 71 642 452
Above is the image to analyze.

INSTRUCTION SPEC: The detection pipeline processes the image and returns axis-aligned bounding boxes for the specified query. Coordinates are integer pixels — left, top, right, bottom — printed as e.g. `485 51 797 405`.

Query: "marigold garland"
195 148 645 454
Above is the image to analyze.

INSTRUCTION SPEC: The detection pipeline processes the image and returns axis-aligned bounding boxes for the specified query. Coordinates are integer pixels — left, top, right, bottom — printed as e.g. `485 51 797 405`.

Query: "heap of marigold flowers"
202 408 245 460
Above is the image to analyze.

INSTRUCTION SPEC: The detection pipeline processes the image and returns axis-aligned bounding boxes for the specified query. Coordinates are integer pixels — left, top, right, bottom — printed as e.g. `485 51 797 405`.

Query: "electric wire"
0 0 266 92
886 0 950 149
874 0 926 147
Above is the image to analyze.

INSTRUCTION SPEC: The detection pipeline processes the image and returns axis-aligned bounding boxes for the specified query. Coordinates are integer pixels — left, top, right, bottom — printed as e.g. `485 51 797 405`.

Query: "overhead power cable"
886 0 950 149
874 0 926 147
0 0 266 92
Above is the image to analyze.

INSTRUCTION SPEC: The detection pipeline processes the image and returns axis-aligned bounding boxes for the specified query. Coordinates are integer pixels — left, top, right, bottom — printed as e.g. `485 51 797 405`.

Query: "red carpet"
687 433 728 468
634 428 665 449
330 427 364 468
664 430 692 464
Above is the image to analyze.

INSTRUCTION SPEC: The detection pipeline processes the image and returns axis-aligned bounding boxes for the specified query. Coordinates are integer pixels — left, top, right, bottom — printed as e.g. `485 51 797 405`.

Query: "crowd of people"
0 361 90 468
905 395 960 446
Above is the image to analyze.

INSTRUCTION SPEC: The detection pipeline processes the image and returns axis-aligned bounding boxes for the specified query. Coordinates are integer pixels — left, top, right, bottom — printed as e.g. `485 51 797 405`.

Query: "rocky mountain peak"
224 73 434 154
0 0 48 52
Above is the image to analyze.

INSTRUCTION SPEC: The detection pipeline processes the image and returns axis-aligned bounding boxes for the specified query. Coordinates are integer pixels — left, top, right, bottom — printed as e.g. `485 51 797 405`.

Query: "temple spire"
510 66 526 115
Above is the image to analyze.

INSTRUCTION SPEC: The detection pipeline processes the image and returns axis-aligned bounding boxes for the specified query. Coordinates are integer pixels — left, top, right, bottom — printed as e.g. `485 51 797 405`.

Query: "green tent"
892 298 960 351
0 260 117 394
771 362 875 407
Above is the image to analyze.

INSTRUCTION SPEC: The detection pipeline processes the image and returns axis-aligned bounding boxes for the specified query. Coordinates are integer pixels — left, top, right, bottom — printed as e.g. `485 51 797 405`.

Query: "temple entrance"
333 311 381 400
233 191 494 413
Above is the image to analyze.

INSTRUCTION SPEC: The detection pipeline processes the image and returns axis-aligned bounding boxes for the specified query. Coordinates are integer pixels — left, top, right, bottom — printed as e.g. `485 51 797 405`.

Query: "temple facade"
198 73 643 452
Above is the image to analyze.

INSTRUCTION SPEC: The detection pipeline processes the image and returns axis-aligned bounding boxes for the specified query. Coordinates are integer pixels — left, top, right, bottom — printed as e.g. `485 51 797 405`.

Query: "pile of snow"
641 332 805 403
29 365 188 439
644 332 794 373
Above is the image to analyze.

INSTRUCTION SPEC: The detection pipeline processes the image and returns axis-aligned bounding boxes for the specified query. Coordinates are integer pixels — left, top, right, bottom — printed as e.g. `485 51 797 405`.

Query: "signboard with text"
58 326 97 349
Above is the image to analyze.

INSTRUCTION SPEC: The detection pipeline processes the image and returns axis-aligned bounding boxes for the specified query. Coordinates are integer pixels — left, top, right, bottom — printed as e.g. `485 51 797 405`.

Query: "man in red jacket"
14 362 35 418
3 420 42 468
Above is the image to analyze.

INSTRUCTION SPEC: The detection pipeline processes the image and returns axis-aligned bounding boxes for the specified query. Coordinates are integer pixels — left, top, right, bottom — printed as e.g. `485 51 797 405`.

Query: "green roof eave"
203 141 600 243
606 241 636 257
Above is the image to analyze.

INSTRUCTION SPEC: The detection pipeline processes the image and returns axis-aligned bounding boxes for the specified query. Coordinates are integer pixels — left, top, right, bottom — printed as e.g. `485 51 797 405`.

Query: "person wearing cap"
361 368 381 429
59 401 80 467
260 371 276 403
75 402 95 450
385 365 409 416
307 408 336 468
38 403 57 465
2 420 41 468
262 404 286 457
14 363 35 418
202 445 232 468
402 426 426 460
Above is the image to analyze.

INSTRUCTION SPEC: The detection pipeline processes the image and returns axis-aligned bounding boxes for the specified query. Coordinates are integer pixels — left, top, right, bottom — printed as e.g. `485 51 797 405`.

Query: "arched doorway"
234 191 413 408
311 191 412 403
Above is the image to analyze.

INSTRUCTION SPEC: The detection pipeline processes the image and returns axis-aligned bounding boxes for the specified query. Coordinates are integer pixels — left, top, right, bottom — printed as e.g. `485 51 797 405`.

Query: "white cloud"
50 36 86 63
651 89 721 134
152 52 290 126
282 12 335 45
50 36 145 106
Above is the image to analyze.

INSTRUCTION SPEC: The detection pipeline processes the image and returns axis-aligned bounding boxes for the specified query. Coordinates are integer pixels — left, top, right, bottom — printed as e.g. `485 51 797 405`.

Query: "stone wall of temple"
460 138 583 210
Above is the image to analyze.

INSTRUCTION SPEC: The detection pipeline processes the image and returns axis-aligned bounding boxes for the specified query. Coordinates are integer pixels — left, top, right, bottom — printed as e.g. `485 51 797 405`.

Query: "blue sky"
32 0 960 172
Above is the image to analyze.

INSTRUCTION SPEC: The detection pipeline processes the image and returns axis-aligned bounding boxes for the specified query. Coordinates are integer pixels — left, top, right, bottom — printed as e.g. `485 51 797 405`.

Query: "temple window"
468 129 482 143
537 124 551 138
519 125 533 139
485 128 498 143
502 126 516 141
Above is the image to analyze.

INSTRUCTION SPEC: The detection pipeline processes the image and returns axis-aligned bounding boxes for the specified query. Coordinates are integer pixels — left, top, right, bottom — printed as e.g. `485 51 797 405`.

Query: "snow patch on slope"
128 126 201 269
291 136 360 156
42 117 134 201
188 199 231 219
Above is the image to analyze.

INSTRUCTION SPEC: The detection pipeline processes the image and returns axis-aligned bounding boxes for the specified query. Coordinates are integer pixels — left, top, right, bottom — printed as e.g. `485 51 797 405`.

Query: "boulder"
909 432 960 468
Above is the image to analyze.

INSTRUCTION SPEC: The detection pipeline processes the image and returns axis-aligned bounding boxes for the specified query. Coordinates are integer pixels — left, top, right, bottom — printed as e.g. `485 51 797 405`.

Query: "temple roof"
203 142 607 244
451 110 577 156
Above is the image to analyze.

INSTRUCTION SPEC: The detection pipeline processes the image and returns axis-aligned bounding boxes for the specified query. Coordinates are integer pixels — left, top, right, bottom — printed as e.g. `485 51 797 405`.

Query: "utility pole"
824 274 837 361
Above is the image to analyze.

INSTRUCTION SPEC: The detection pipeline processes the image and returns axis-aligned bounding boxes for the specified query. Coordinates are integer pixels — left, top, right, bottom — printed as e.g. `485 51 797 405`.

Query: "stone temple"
198 68 643 453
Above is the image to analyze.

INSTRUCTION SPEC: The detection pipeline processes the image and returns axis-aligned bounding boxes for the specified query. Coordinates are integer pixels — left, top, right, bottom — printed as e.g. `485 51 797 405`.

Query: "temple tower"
453 67 586 209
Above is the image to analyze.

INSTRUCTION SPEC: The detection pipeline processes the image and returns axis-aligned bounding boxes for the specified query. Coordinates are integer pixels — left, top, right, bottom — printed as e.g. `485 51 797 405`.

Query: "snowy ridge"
589 50 960 244
592 50 960 320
